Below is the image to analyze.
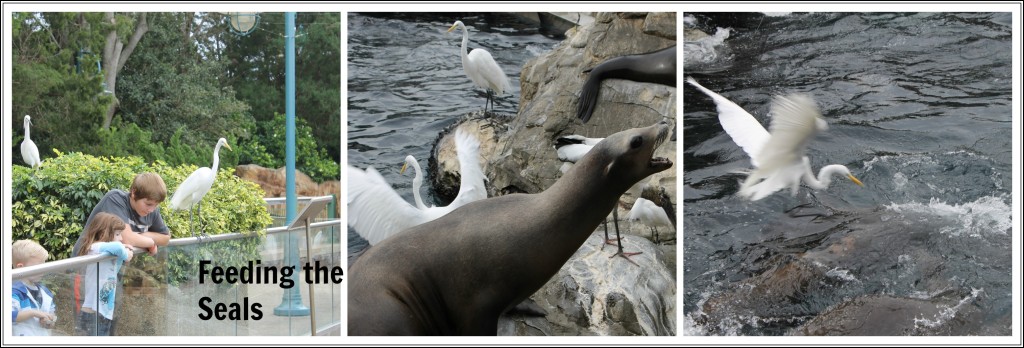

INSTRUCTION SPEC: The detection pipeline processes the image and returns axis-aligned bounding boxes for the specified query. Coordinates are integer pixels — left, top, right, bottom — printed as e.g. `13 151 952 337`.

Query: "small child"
12 240 57 336
76 212 133 336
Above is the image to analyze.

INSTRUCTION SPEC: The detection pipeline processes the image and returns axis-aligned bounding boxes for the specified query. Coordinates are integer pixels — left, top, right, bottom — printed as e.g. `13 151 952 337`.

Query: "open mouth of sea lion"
648 124 673 170
650 157 673 168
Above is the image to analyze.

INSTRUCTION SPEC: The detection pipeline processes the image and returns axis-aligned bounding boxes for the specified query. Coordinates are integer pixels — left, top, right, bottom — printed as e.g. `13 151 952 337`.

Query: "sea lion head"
593 121 674 190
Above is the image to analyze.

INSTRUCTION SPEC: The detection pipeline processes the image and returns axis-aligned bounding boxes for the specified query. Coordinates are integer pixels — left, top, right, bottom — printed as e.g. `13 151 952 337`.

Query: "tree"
223 13 341 162
11 13 110 163
101 12 148 130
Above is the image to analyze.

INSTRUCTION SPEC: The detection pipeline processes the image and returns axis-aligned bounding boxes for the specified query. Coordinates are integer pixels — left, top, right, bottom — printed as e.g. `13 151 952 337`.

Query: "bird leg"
484 89 494 113
198 201 211 241
601 217 619 250
651 226 660 244
609 209 641 265
188 205 196 238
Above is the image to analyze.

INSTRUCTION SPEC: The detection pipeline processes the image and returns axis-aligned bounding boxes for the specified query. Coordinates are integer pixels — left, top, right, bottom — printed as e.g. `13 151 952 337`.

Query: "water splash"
885 195 1011 237
913 288 984 329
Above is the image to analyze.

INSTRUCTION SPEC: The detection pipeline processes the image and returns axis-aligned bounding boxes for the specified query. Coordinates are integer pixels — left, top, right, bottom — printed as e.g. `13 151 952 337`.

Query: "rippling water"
683 12 1012 335
347 12 562 261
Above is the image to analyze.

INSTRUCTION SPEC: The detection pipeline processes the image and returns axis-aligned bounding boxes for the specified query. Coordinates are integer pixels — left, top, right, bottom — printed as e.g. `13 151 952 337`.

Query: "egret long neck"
459 26 470 71
211 143 223 173
24 120 30 140
410 160 427 210
806 164 847 190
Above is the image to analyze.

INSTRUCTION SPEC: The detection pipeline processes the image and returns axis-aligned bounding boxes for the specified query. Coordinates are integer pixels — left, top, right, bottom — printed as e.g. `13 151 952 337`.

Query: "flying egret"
626 197 674 244
685 77 863 201
21 115 41 170
349 129 487 245
169 137 232 237
448 20 512 112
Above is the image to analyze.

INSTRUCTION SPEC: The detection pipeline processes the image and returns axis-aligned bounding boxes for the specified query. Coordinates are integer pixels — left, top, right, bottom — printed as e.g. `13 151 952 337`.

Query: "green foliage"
117 13 254 148
11 13 114 165
91 119 167 161
252 112 340 182
11 151 272 285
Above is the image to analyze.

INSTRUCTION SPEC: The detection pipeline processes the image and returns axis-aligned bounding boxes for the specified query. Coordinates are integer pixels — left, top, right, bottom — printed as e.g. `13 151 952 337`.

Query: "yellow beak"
224 143 233 152
847 174 864 187
447 24 457 33
400 162 408 175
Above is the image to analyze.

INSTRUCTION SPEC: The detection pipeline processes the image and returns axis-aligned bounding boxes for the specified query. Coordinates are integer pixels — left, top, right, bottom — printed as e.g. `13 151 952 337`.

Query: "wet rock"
792 290 995 336
499 232 676 336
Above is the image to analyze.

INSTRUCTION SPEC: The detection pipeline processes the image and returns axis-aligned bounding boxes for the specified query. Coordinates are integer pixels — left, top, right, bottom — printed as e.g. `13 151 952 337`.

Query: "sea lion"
576 45 677 123
348 121 674 335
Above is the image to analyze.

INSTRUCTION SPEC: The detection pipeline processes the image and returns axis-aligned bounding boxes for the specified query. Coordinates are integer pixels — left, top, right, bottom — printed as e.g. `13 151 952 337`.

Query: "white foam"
825 268 860 283
913 288 983 329
885 195 1011 237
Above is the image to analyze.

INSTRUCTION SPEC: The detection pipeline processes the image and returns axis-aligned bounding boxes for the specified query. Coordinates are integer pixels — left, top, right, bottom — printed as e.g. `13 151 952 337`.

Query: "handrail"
263 195 335 206
11 252 120 280
12 218 342 281
167 219 340 246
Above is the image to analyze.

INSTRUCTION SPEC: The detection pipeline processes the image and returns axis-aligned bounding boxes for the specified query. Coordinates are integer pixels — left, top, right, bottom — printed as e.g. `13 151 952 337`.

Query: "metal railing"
12 218 341 280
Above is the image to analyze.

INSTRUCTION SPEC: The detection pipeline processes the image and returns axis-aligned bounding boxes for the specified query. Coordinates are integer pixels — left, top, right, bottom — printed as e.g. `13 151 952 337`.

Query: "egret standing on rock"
686 77 863 201
169 137 231 238
448 20 512 112
626 197 674 243
21 115 41 170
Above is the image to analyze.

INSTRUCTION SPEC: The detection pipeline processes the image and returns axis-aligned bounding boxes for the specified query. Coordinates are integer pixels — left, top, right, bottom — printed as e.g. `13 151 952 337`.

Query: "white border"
3 1 1021 346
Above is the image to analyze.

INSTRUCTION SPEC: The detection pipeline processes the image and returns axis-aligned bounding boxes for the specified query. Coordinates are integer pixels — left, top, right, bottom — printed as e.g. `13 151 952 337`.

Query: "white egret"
169 137 232 237
554 134 603 174
21 115 41 170
349 129 486 245
626 197 674 243
448 20 512 112
685 77 863 201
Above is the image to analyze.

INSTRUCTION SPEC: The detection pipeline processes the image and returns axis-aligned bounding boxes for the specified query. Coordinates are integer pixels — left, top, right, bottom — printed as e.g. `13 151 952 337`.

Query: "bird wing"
556 144 593 163
685 77 770 166
467 48 511 95
626 198 650 222
449 129 488 209
21 139 40 168
347 166 427 245
739 94 824 200
170 167 214 210
751 94 824 176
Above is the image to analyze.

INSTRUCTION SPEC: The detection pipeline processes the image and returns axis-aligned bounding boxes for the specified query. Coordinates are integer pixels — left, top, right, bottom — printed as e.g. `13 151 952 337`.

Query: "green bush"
253 112 340 182
11 151 273 284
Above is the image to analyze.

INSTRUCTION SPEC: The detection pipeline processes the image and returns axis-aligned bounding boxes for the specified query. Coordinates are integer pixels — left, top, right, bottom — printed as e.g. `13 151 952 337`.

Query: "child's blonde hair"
78 212 126 257
12 240 48 266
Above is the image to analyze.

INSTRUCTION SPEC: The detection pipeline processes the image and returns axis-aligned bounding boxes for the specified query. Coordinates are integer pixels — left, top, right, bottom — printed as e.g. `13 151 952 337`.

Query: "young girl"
76 212 133 336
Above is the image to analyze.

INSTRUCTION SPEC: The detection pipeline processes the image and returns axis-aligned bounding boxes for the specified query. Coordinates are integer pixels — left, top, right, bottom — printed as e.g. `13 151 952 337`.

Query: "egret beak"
447 24 457 33
225 143 233 152
400 162 409 175
847 174 864 187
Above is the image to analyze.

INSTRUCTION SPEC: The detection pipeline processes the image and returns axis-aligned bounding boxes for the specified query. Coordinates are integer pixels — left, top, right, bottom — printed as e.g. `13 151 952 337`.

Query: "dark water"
347 13 562 261
683 13 1013 335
